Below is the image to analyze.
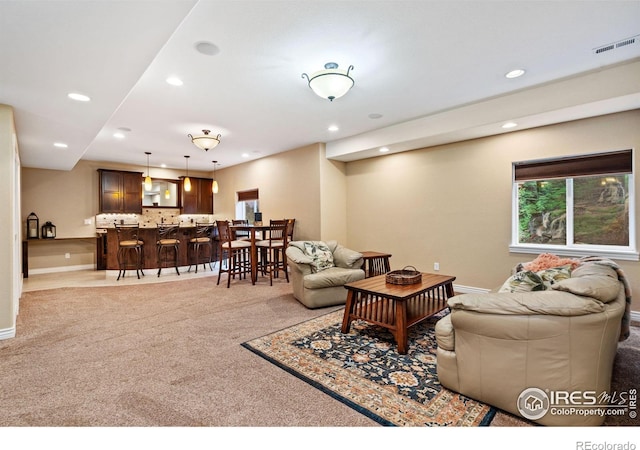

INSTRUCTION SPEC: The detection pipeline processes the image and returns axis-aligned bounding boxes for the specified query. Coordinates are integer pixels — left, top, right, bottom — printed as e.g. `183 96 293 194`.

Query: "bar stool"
115 224 145 280
156 224 180 277
188 222 216 273
216 220 251 288
256 219 290 285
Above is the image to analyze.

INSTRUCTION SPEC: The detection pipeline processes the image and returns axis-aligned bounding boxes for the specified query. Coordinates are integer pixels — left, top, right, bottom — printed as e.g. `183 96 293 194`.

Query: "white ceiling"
2 0 639 173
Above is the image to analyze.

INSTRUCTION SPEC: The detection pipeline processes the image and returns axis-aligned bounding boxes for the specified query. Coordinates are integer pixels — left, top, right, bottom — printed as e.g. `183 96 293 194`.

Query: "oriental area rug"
242 309 500 426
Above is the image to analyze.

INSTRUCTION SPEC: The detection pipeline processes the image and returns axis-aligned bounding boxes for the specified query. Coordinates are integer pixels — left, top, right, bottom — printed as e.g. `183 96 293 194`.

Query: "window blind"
514 149 632 181
237 188 259 201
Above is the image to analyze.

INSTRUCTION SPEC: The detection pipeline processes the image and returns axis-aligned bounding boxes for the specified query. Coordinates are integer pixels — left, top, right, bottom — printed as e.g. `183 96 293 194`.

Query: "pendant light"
144 152 152 191
212 160 219 194
183 155 191 192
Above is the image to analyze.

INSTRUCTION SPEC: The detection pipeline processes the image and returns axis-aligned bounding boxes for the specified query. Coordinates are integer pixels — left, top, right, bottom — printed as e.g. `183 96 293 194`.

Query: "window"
236 188 259 222
511 149 637 260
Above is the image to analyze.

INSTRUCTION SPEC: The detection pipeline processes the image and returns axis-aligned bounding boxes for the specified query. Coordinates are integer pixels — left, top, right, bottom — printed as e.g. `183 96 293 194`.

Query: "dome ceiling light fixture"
188 129 221 151
302 62 354 101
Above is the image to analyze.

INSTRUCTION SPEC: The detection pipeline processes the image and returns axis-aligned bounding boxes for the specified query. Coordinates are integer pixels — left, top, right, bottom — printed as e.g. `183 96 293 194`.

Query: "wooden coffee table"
341 272 456 354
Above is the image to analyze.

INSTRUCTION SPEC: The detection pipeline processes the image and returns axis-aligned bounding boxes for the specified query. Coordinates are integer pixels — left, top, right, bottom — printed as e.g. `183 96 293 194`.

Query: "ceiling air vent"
593 35 639 55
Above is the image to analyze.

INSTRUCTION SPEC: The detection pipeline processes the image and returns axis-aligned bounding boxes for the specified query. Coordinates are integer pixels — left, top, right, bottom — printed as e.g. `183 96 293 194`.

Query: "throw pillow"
498 270 546 293
551 276 621 303
537 265 572 288
302 241 335 272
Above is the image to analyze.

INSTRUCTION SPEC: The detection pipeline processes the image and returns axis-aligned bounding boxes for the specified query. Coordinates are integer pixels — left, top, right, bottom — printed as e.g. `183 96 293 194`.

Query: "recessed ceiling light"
166 76 183 86
241 153 250 158
161 163 167 168
194 41 220 56
328 125 339 132
505 69 526 79
53 142 68 148
68 92 90 102
368 113 383 119
379 147 389 153
113 132 125 139
502 122 518 129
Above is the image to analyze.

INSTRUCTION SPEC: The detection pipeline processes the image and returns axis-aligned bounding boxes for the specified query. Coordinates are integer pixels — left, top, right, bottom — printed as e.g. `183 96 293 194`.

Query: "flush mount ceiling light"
188 129 221 151
302 62 354 101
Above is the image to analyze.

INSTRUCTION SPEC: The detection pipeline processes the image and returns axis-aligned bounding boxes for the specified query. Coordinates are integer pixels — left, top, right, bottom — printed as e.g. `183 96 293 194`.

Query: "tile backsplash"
96 208 214 228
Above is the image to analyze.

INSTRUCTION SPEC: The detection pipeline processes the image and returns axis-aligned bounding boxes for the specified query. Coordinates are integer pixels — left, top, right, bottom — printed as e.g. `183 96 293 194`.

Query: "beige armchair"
435 260 628 426
286 240 365 309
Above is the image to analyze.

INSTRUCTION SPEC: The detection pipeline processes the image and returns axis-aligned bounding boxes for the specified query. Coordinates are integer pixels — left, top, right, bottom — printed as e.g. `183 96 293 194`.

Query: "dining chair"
216 220 251 288
256 219 290 285
231 219 250 241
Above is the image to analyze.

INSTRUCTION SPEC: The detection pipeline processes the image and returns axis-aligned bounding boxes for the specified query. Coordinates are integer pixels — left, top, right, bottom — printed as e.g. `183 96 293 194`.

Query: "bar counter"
102 226 218 270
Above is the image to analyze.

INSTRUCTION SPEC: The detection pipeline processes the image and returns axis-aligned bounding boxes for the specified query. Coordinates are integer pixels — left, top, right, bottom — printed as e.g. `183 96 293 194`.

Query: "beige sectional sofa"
285 240 365 309
435 259 629 426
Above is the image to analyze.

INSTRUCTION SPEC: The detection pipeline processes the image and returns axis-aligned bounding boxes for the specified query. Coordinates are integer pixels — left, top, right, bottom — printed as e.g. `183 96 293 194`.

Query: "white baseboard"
29 264 95 275
0 326 16 341
631 310 640 324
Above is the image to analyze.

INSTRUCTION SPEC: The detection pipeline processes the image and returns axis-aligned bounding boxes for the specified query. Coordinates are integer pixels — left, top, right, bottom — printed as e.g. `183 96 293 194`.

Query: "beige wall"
346 110 640 311
21 159 212 271
213 143 340 242
15 110 640 315
0 105 21 335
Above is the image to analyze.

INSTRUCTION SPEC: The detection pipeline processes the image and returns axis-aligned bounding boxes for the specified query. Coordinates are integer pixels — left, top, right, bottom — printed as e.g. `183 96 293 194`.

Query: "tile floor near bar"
22 267 219 292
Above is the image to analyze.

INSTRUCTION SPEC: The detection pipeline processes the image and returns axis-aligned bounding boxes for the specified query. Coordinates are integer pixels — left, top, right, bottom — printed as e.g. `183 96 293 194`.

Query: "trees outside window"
511 150 636 260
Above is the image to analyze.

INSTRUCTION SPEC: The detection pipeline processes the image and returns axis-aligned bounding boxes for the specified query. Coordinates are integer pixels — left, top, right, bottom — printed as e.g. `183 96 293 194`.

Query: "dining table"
229 224 273 284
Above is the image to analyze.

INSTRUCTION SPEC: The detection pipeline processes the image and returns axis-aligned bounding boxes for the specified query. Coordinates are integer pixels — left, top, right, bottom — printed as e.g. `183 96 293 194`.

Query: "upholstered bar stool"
256 219 290 285
188 222 216 273
115 224 145 280
216 220 251 288
156 224 180 277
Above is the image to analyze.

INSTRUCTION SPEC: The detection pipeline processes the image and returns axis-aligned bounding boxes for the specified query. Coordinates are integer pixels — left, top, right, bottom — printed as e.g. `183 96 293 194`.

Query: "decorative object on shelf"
302 62 354 101
386 266 422 285
27 212 39 239
41 221 56 239
212 160 219 194
144 152 152 191
254 212 262 226
188 129 221 151
183 155 191 192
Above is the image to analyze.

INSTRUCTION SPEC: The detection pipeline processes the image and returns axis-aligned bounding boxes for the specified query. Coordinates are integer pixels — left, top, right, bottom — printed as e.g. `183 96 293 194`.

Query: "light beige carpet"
1 277 375 426
2 275 638 428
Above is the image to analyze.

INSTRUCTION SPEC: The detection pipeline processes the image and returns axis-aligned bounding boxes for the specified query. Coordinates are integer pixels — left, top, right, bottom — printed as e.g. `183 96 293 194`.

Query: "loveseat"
285 240 365 309
435 256 630 426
